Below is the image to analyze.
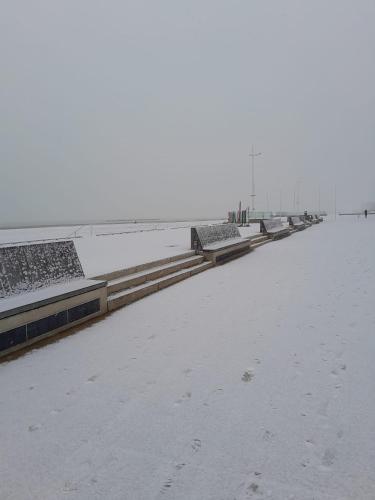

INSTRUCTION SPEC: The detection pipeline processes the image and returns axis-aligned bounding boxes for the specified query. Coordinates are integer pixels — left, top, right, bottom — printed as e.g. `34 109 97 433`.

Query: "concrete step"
252 240 272 249
107 255 204 294
94 251 196 282
108 261 213 311
250 234 271 248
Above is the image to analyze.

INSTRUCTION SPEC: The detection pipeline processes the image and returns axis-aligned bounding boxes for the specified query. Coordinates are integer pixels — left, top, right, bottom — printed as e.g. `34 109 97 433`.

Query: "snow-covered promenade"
1 217 375 500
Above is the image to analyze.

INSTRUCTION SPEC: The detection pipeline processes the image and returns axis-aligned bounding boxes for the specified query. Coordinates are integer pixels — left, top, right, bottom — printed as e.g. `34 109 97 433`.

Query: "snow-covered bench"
0 241 107 357
304 214 317 224
308 214 320 224
191 224 251 264
300 215 313 227
260 218 290 240
288 216 306 231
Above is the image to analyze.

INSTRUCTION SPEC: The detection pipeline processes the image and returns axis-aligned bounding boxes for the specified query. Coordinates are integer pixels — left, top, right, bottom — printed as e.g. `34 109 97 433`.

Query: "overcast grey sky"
1 0 374 224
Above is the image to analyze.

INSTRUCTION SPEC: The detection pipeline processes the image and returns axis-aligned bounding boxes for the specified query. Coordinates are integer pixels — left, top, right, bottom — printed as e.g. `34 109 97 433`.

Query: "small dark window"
27 311 68 340
67 299 100 323
0 326 27 351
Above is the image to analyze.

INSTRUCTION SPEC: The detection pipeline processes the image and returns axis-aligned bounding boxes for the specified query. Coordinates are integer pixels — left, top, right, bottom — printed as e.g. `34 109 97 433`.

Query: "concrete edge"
0 280 107 320
93 251 196 281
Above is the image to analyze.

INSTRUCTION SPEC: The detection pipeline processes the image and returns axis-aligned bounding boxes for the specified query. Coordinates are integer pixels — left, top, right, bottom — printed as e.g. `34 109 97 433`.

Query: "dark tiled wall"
0 326 27 351
68 299 101 323
0 298 100 353
27 311 68 340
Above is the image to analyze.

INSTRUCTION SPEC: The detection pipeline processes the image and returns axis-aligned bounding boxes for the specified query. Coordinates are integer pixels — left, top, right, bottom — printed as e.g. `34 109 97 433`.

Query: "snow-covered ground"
1 217 375 500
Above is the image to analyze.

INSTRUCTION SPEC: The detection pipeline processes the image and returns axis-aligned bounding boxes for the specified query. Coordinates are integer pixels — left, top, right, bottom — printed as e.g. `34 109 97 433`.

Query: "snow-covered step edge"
252 240 272 249
108 261 213 311
108 261 212 302
250 235 270 246
93 251 196 282
107 255 204 294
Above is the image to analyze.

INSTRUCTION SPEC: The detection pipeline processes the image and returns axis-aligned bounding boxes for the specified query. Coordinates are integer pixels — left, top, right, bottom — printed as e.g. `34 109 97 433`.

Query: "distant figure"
364 209 368 218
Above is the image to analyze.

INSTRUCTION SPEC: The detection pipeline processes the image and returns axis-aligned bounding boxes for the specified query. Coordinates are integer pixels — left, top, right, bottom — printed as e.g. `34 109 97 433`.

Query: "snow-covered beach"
0 220 235 277
1 217 374 499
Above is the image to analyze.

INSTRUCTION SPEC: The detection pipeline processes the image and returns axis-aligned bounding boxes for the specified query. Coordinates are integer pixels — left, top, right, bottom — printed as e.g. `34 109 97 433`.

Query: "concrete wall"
0 286 107 358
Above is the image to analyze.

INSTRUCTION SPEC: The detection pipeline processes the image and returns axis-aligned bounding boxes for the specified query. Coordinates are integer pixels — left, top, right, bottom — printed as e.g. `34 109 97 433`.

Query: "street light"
249 145 262 212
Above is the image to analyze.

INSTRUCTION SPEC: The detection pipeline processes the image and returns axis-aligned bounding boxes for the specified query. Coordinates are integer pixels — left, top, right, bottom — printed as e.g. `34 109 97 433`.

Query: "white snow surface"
1 218 375 499
1 220 253 278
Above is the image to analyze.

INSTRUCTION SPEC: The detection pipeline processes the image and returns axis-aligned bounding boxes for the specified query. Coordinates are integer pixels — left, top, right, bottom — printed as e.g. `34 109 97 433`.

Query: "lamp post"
249 145 262 213
318 186 321 215
334 185 337 220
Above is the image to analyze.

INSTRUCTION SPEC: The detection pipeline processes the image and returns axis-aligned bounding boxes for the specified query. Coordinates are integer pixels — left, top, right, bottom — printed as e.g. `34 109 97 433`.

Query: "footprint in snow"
247 482 259 494
174 392 192 406
262 430 274 442
191 438 201 452
242 369 254 382
28 424 41 432
160 478 173 494
322 448 336 467
213 387 224 394
50 408 63 416
159 463 186 495
242 480 265 498
62 481 78 492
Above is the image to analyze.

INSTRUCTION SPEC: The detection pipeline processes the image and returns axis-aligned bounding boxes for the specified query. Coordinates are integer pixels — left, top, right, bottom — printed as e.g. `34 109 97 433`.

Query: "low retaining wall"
0 284 107 357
